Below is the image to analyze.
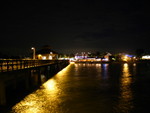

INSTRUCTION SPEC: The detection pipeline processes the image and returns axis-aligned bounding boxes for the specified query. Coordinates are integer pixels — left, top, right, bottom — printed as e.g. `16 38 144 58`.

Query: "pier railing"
0 59 65 72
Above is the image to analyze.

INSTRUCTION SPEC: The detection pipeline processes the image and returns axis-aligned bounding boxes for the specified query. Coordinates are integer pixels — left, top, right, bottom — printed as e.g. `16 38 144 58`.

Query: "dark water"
9 63 150 113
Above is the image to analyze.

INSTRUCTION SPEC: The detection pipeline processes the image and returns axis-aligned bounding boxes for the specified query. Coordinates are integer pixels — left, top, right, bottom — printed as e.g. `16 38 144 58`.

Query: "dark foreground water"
9 63 150 113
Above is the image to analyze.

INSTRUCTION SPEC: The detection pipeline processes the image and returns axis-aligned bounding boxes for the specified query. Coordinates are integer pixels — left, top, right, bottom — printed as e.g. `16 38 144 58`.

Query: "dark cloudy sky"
2 0 150 56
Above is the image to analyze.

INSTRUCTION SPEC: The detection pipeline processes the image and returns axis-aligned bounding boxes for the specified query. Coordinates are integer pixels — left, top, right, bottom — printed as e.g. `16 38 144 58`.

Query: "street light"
31 47 35 59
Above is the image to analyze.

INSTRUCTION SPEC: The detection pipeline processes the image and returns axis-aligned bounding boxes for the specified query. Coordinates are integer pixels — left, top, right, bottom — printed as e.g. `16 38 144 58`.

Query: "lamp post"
31 47 35 59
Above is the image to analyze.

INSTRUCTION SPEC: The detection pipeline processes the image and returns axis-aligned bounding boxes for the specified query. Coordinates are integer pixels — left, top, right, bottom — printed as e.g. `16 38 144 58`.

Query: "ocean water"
9 62 150 113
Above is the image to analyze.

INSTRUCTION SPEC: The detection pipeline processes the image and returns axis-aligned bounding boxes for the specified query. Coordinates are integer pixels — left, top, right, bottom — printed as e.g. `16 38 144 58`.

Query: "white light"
102 58 109 61
31 47 36 59
31 47 35 50
142 55 150 59
42 56 46 60
49 55 52 60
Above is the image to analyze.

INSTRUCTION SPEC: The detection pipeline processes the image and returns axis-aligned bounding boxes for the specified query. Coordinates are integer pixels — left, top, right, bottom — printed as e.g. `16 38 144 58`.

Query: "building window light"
42 56 46 60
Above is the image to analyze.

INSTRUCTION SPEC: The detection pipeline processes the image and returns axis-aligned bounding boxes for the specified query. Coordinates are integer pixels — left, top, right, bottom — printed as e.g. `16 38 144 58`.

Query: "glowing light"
38 54 42 57
117 63 133 112
70 61 75 64
42 56 46 60
56 64 71 75
124 63 128 67
102 58 109 61
133 63 136 66
112 58 116 61
96 63 101 67
12 64 72 113
31 47 35 50
123 56 128 61
38 54 42 59
122 55 132 62
96 58 101 61
49 55 52 60
31 47 36 59
142 55 150 59
43 79 56 91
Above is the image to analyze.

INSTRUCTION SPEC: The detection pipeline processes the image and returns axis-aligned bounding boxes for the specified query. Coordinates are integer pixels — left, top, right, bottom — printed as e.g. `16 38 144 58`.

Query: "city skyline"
2 0 150 56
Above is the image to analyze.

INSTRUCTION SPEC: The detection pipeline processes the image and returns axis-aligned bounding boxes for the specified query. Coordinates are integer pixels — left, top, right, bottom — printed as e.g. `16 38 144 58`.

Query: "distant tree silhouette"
135 49 145 59
69 53 75 58
0 52 9 59
95 51 101 58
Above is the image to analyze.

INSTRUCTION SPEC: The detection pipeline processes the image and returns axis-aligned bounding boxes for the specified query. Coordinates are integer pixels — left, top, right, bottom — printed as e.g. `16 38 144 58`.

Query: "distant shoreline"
73 60 150 64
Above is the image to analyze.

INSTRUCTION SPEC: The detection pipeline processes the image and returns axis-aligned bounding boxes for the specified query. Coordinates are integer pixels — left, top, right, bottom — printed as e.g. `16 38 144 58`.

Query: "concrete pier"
0 60 69 105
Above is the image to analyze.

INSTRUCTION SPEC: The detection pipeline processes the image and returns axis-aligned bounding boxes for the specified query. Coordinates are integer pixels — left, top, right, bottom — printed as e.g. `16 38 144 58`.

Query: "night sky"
2 0 150 56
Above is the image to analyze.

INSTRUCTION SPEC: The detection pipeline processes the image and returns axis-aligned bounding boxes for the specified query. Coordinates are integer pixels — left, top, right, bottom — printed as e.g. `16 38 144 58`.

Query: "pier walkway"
0 59 61 72
0 59 69 106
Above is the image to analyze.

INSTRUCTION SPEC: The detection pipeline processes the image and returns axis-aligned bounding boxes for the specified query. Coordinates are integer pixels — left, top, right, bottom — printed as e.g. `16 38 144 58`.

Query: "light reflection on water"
116 63 134 113
101 64 109 79
12 64 72 113
11 63 150 113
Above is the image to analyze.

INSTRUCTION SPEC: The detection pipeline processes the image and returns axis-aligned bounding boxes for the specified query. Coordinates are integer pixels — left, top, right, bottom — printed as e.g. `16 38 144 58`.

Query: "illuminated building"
75 52 88 60
36 45 58 60
119 53 135 62
142 55 150 60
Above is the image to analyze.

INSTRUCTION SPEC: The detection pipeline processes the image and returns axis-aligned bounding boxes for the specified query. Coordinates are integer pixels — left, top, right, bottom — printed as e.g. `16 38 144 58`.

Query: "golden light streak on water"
56 63 72 76
12 64 72 113
96 63 101 67
9 63 150 113
43 79 57 92
133 63 136 67
116 63 134 113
